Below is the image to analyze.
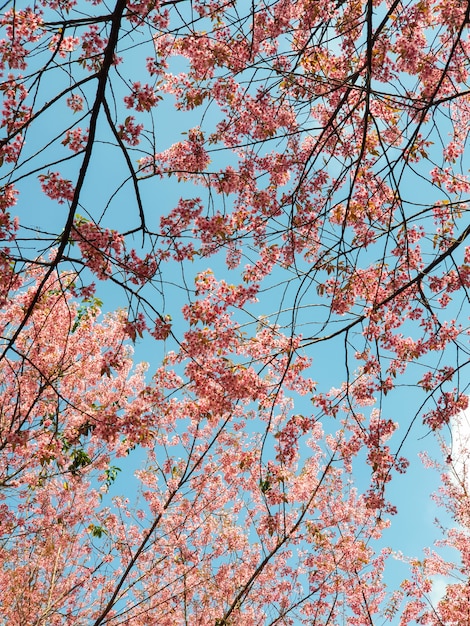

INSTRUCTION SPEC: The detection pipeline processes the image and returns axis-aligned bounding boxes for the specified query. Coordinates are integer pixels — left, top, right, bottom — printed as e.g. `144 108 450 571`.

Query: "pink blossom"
38 171 75 204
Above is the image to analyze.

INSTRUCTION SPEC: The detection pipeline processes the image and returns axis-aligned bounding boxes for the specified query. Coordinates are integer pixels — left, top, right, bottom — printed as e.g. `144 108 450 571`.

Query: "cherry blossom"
0 0 469 622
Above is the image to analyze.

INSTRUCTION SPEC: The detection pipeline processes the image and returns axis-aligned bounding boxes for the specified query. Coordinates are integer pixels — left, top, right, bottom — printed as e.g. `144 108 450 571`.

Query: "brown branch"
303 221 470 348
0 0 128 362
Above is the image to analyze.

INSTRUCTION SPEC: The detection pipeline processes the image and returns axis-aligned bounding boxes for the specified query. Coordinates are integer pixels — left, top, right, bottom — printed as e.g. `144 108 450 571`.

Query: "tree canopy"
0 0 469 623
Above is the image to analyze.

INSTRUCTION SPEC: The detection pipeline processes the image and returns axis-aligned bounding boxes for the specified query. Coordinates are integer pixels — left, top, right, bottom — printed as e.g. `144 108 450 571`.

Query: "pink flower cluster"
148 127 210 181
49 33 80 57
62 127 88 152
38 171 75 204
79 25 107 71
151 315 172 340
117 116 144 146
124 82 159 112
424 392 469 430
66 93 84 112
73 220 124 279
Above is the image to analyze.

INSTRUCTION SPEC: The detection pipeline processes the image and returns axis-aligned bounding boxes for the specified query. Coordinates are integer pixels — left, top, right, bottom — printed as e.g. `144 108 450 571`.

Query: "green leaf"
104 466 121 489
88 524 106 538
260 479 271 493
69 449 91 475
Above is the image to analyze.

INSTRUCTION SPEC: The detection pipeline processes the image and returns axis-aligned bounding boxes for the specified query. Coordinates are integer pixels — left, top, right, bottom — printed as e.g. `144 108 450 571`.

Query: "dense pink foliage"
0 0 469 623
